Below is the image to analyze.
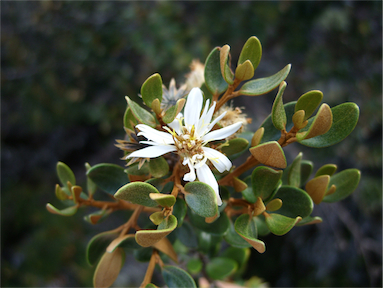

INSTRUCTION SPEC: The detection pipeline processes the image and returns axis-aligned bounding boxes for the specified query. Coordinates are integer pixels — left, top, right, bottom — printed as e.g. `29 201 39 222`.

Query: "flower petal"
127 145 176 159
196 163 222 206
167 113 183 135
197 101 217 136
202 122 242 143
184 88 203 128
136 124 174 144
202 147 232 173
183 158 196 182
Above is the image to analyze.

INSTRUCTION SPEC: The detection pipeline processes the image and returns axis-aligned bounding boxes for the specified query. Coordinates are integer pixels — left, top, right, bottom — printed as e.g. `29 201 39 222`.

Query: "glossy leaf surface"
87 163 129 195
295 90 323 120
141 73 163 108
273 186 313 218
264 213 301 236
238 36 262 70
323 169 361 202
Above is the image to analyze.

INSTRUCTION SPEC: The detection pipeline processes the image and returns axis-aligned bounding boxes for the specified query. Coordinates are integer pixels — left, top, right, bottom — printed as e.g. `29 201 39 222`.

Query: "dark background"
2 1 382 287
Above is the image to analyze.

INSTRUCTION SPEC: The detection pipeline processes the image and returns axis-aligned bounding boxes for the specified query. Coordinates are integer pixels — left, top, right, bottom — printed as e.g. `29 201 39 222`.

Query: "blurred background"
2 1 382 287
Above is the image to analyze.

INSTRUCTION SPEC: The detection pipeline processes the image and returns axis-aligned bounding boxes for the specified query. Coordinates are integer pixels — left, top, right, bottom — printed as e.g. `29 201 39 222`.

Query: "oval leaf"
57 161 76 187
206 257 238 280
189 209 229 236
235 60 254 81
87 163 129 195
251 166 283 201
204 47 229 96
234 214 265 253
288 152 302 187
239 64 291 96
220 44 234 85
220 137 249 156
162 265 197 288
141 73 163 108
250 141 287 168
238 36 262 70
271 81 287 131
148 156 169 178
298 102 359 147
264 213 301 236
149 193 176 208
135 215 177 247
86 230 119 266
315 164 337 177
46 203 78 216
115 182 159 207
305 175 330 204
295 90 323 120
323 169 361 202
93 248 125 288
184 181 218 218
224 219 252 249
273 185 313 218
125 96 156 128
123 106 138 131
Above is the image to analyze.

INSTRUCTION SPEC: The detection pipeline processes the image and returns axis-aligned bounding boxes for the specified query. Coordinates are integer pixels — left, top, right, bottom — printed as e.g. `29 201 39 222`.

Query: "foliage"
46 36 362 287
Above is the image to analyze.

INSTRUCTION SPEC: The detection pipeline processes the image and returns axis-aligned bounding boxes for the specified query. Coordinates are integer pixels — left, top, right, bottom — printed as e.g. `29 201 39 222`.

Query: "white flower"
126 87 242 206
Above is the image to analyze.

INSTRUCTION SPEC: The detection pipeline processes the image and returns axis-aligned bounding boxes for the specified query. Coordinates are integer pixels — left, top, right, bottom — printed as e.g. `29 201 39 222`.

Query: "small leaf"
234 214 265 253
162 265 197 288
206 257 238 280
107 234 141 252
221 247 250 271
305 175 330 204
273 186 313 218
233 177 248 192
148 156 169 178
238 36 262 70
184 181 219 218
57 161 76 187
220 44 234 85
296 103 333 140
86 230 119 266
288 152 302 187
135 215 177 247
250 141 287 168
323 169 361 202
55 184 69 200
93 248 125 288
251 166 283 201
292 110 308 130
187 258 203 274
301 160 314 185
115 182 159 207
153 237 178 263
141 73 163 108
315 164 338 177
239 64 291 96
299 102 359 147
241 176 257 203
125 96 156 128
295 90 323 120
149 211 164 225
235 60 254 81
260 101 296 143
271 81 287 131
296 216 323 226
251 127 264 147
205 47 228 96
46 203 78 216
162 98 185 124
149 193 176 208
151 98 161 115
189 209 229 236
85 163 97 197
87 163 129 195
264 213 301 236
265 198 282 212
173 198 187 227
123 106 138 130
224 219 252 248
220 137 249 156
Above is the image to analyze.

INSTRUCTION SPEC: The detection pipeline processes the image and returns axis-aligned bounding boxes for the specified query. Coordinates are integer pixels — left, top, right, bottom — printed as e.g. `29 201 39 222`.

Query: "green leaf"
323 169 361 202
301 160 314 185
298 102 359 147
241 176 257 204
162 265 197 288
149 211 164 225
221 247 250 272
93 248 125 288
141 73 163 108
126 162 150 176
176 221 198 248
184 181 219 218
87 163 129 195
315 164 337 177
85 163 97 197
234 214 265 253
295 216 323 226
220 45 234 85
271 81 287 131
145 178 168 192
204 47 229 96
220 137 249 156
149 193 176 208
84 209 111 225
197 231 222 256
189 209 229 236
254 215 270 236
235 60 254 81
57 161 76 187
115 182 159 207
187 258 203 275
288 152 302 187
264 213 301 236
251 166 283 201
148 156 169 178
173 198 187 227
206 257 238 280
238 36 262 70
46 203 78 216
273 186 313 218
224 219 252 249
260 101 296 143
86 230 119 266
107 234 142 252
125 96 156 128
162 98 185 124
239 64 291 96
123 106 138 130
295 90 323 120
136 215 177 247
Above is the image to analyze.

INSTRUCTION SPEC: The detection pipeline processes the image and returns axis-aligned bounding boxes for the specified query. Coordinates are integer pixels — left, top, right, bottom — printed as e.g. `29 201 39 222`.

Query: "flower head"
126 88 242 205
161 78 188 111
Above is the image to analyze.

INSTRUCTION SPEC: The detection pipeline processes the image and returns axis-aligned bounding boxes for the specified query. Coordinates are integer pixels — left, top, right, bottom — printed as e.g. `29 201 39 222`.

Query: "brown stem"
140 250 158 287
120 205 144 236
214 78 242 112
